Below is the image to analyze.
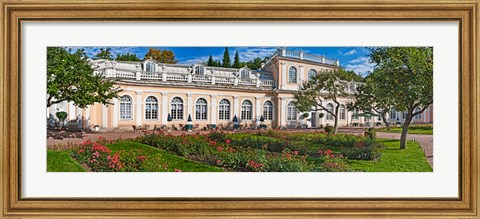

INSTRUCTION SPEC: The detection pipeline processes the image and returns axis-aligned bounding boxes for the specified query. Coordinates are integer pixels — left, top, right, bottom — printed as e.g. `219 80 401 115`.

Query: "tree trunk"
381 113 390 131
333 104 340 134
399 114 413 149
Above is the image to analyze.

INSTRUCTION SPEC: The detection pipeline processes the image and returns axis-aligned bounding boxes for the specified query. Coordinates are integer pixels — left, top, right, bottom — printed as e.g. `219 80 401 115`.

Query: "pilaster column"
255 97 261 120
299 65 305 84
210 95 217 125
280 62 287 89
68 102 76 120
102 104 108 129
135 91 143 126
280 97 287 127
113 98 119 128
233 96 239 118
85 106 91 129
187 93 193 119
161 92 169 125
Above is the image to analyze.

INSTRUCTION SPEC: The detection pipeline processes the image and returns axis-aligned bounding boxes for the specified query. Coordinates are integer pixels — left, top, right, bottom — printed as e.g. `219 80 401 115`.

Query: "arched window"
287 102 297 121
119 95 132 120
288 66 297 83
263 101 273 120
403 112 408 120
307 69 317 80
145 96 158 120
390 108 397 120
241 100 252 120
171 97 184 120
414 107 422 119
195 65 205 75
146 62 155 72
195 98 208 120
240 69 249 78
339 104 346 120
218 99 230 120
326 103 334 120
352 109 359 120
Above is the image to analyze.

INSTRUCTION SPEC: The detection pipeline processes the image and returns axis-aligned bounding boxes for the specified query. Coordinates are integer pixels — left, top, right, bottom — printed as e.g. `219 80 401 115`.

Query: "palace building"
47 47 433 131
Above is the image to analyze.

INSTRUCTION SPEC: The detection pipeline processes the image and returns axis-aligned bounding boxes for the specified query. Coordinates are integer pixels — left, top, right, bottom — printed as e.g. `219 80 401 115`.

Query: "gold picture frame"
1 0 478 218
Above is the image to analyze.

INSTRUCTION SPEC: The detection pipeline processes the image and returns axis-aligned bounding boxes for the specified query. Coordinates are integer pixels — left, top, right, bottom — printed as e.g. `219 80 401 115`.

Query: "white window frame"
218 99 230 120
170 97 184 120
145 96 158 120
263 101 273 120
119 95 133 120
241 100 253 120
339 104 346 120
288 66 297 83
287 102 297 121
326 103 334 120
195 98 208 120
307 69 317 81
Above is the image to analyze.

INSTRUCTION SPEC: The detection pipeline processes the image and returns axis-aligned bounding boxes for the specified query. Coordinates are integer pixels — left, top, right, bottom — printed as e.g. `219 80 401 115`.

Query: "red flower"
78 149 84 153
137 155 146 162
174 169 182 172
293 150 299 155
217 146 224 151
324 149 332 155
225 139 231 144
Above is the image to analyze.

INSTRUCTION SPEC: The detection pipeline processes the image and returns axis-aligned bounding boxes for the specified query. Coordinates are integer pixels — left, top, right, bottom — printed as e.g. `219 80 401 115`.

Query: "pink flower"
324 149 332 155
174 169 182 172
225 139 231 144
339 154 344 158
293 150 299 155
217 146 224 152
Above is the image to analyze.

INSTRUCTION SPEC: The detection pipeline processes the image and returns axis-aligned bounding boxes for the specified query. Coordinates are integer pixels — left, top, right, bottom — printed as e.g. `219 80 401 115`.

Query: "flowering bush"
316 149 350 172
72 138 149 172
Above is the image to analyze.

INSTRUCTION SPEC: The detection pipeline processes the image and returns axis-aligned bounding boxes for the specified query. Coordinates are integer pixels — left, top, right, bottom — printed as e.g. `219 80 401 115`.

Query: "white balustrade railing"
192 74 210 83
116 69 136 79
166 73 189 82
103 68 274 88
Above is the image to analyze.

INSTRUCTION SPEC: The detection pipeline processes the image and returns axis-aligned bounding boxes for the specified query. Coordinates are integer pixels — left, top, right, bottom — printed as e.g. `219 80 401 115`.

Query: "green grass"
107 141 224 172
377 126 433 135
348 139 432 172
47 150 86 172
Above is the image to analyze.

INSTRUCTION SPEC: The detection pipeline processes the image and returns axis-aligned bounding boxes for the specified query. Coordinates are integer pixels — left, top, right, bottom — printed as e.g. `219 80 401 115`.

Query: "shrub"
324 125 334 134
56 111 68 122
315 150 349 172
364 128 376 139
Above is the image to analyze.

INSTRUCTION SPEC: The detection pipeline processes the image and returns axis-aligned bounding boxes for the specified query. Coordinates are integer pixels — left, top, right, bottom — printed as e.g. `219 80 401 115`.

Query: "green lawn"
107 141 224 172
47 142 224 172
348 139 432 172
377 126 433 135
47 150 86 172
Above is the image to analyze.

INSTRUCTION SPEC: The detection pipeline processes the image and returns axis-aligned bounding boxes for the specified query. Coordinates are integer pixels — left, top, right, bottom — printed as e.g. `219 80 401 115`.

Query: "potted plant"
55 111 68 130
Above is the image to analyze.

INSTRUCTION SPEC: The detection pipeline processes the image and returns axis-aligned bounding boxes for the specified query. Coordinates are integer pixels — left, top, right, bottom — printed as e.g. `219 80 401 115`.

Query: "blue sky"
67 46 374 76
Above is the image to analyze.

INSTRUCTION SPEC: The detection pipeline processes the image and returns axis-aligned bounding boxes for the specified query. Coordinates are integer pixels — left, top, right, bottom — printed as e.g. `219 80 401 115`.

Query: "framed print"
1 0 478 218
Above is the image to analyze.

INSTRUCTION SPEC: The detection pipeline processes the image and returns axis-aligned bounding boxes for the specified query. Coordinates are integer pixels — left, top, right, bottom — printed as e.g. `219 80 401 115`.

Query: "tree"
143 48 178 64
368 47 433 149
294 69 350 133
348 69 394 131
216 60 221 67
207 54 215 66
233 50 241 68
116 52 141 61
47 47 121 108
222 47 231 68
95 48 113 60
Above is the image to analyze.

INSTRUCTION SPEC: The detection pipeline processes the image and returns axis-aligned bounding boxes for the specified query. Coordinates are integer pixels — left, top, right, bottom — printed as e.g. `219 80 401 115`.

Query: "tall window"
218 99 230 120
240 69 249 78
171 97 183 120
352 109 359 120
326 103 334 120
146 62 155 72
195 65 204 75
287 102 297 121
339 104 346 120
241 100 252 120
390 108 397 120
119 95 132 120
307 69 317 80
414 107 422 119
145 96 158 120
195 98 208 120
288 66 297 83
403 112 408 120
263 101 273 120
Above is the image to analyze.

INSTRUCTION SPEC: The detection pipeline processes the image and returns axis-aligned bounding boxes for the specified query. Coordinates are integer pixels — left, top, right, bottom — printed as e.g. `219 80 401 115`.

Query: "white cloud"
344 56 375 76
344 49 357 56
66 47 144 59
